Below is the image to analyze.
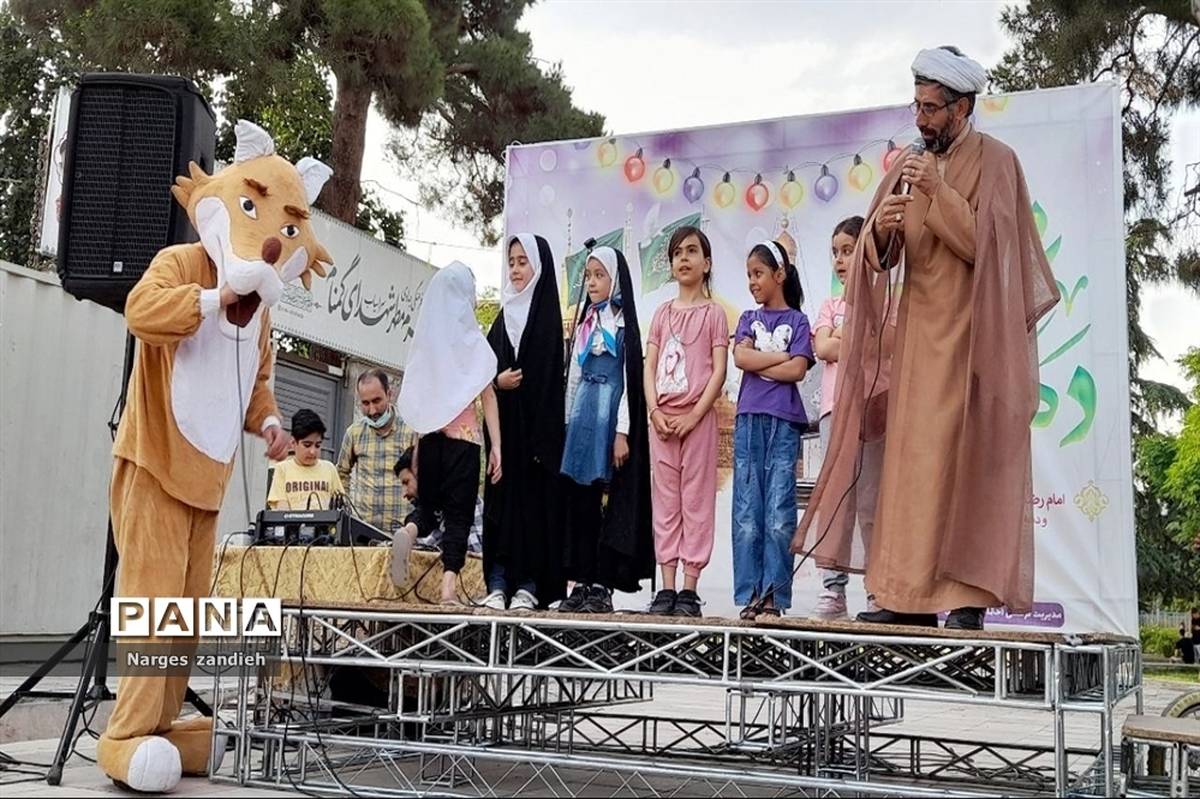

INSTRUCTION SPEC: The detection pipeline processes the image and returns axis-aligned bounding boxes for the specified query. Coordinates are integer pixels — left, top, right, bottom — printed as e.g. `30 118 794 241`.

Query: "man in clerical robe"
792 46 1060 631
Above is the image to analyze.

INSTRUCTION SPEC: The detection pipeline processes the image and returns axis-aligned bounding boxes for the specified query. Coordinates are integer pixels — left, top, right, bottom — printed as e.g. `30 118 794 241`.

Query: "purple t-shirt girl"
734 307 815 424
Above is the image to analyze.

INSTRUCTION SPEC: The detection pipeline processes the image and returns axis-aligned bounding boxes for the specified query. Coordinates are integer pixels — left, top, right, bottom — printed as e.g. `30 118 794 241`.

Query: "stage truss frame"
208 607 1141 797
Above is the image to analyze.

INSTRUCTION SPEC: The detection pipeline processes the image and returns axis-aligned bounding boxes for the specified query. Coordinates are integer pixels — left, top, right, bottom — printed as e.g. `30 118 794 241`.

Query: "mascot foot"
98 735 181 793
163 715 218 776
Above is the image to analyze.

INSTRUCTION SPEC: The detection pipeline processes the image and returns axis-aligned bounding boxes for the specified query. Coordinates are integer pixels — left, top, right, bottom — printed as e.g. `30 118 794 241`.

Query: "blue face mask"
364 407 393 429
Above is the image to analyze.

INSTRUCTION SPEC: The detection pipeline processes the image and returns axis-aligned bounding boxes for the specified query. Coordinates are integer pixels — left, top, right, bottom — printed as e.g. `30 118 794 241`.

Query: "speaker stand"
0 332 211 785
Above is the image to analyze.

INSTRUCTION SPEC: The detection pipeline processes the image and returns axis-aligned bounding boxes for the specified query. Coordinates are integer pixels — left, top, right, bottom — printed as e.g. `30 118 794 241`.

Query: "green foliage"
355 188 406 245
994 0 1200 607
1134 349 1200 607
993 0 1200 371
316 0 446 122
218 52 334 165
1160 348 1200 548
475 285 499 332
402 30 605 244
10 0 244 84
3 1 602 261
1141 624 1182 658
0 8 68 266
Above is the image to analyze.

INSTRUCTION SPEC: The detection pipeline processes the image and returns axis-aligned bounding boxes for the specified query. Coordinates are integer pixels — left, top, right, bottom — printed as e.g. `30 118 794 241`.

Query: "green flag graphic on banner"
564 228 624 303
639 213 702 293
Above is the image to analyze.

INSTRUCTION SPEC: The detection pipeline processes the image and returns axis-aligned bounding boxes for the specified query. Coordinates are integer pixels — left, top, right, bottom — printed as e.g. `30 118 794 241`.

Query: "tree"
2 1 246 264
3 1 601 264
217 48 407 244
0 6 75 266
993 0 1200 607
218 0 603 233
993 0 1200 423
393 27 606 244
1136 348 1200 607
1158 348 1200 551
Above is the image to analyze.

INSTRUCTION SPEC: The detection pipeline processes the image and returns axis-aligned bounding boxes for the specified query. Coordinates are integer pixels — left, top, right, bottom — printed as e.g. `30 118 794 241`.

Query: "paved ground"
1 676 1194 797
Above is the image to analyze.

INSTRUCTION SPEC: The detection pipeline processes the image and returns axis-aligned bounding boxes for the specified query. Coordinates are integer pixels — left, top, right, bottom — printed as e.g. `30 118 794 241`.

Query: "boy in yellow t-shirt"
267 409 345 510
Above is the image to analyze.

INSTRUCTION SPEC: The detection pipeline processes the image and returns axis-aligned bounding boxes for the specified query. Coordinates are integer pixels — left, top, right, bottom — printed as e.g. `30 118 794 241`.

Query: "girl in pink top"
810 216 879 620
813 217 860 441
643 226 729 617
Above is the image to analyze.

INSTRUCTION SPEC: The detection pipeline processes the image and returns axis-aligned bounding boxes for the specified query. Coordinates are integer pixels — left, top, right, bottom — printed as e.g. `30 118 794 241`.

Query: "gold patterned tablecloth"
212 545 485 606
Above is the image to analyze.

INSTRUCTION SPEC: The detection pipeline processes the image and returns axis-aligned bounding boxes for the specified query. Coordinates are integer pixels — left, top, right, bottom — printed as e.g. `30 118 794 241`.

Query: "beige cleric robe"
793 123 1059 614
868 126 993 611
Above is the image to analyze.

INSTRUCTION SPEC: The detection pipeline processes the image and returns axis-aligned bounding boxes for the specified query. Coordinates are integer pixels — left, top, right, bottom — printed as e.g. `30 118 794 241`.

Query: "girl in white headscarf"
480 235 567 611
396 262 501 604
559 246 654 613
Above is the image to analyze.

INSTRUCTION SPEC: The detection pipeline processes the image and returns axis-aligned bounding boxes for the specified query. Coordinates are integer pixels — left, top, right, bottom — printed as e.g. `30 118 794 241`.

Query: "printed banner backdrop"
36 86 73 257
504 82 1136 636
273 210 434 370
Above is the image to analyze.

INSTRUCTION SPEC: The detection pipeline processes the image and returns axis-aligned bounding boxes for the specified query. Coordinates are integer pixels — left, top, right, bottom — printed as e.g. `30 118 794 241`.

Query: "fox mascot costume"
97 120 332 792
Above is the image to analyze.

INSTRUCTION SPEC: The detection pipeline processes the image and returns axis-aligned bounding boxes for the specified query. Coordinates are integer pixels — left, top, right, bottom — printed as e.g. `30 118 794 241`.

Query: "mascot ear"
170 161 211 209
298 244 332 291
313 243 333 272
234 120 276 163
296 157 333 204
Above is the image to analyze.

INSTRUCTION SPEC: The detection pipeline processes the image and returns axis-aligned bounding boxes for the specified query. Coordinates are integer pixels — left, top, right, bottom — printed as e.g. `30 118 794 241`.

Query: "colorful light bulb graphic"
814 164 839 202
780 170 804 209
745 173 769 211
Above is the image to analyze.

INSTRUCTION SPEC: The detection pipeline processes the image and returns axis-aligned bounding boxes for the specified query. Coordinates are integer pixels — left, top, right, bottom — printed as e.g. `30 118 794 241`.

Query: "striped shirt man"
336 407 417 531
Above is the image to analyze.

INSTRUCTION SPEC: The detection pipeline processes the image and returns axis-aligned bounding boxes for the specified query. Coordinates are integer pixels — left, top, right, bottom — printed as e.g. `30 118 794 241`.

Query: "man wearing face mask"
336 369 417 531
793 46 1059 631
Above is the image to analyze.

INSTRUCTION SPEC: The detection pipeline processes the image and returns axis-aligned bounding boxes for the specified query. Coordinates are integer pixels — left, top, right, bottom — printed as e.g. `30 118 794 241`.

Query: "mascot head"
171 120 333 328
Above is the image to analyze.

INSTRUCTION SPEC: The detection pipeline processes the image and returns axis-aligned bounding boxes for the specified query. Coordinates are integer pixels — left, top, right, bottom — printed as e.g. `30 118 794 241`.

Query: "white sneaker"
811 590 848 620
509 589 538 611
481 590 507 610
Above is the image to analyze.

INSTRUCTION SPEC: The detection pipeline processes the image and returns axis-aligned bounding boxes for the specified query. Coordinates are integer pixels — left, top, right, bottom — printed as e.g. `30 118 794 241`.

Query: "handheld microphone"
583 237 597 251
900 136 927 195
886 136 927 265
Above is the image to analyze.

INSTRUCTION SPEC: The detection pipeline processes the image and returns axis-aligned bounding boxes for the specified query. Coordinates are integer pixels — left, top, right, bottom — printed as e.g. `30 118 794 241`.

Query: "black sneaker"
582 585 613 614
558 583 590 613
648 589 677 615
673 589 702 617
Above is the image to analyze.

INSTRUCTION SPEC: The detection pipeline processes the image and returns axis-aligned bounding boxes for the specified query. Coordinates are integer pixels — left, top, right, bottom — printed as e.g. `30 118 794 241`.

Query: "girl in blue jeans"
731 241 814 618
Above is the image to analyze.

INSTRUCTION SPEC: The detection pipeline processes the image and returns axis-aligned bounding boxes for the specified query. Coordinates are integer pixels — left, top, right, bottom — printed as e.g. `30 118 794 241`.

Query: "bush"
1141 625 1181 658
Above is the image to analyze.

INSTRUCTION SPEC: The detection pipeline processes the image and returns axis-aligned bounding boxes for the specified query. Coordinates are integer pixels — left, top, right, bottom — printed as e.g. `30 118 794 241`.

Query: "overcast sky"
359 0 1199 393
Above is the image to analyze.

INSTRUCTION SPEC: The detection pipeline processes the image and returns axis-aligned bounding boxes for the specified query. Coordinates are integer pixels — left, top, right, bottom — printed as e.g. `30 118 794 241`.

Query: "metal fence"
1139 610 1192 630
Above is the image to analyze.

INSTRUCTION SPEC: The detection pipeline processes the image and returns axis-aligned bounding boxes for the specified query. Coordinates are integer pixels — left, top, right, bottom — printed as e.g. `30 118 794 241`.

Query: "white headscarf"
575 247 623 365
501 233 543 356
398 262 498 435
911 47 988 94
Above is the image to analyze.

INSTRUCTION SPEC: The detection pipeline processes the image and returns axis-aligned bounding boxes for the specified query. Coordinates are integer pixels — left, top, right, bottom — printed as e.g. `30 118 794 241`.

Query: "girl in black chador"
558 246 654 612
481 234 567 610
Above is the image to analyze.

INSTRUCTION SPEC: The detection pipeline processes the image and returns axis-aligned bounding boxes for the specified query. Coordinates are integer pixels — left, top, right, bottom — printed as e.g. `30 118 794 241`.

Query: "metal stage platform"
207 604 1141 797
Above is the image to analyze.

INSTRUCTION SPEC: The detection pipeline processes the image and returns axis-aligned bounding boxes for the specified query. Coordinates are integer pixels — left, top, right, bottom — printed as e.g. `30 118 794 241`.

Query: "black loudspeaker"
56 73 216 313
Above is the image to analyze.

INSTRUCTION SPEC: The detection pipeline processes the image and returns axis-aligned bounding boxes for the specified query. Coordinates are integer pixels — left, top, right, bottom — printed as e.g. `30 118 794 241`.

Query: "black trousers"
416 433 479 573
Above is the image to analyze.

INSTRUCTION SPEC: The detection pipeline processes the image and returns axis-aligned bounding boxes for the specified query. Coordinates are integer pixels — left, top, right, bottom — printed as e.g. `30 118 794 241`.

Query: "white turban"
911 47 988 94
